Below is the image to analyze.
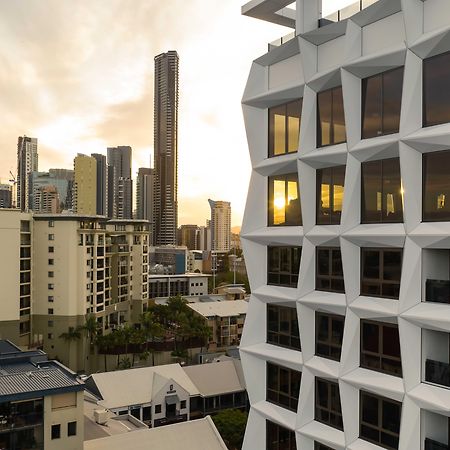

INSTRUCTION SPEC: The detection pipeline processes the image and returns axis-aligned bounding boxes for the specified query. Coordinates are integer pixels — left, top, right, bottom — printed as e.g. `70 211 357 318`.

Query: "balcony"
426 279 450 304
319 0 378 27
426 359 450 388
268 31 295 51
425 438 449 450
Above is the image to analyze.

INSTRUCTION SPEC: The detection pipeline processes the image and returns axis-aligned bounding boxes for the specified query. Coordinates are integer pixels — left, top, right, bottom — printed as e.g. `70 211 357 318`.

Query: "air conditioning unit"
94 409 109 425
426 279 450 304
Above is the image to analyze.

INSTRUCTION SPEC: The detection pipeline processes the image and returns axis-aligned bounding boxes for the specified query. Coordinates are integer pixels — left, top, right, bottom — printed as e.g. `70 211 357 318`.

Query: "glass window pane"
274 179 286 225
287 100 302 153
332 86 346 144
332 249 343 276
362 393 379 425
363 250 380 279
269 104 285 157
362 322 379 353
318 89 332 147
383 250 402 281
331 318 344 345
332 165 345 223
317 249 330 276
382 326 401 358
362 160 382 223
382 158 403 222
362 74 382 139
424 51 450 127
383 67 403 135
382 400 401 434
317 315 329 342
317 168 332 224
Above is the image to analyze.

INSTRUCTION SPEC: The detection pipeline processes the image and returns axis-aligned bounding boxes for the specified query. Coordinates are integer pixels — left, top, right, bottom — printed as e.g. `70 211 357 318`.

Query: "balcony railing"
425 359 450 388
425 438 449 450
426 279 450 304
268 32 295 51
319 0 378 27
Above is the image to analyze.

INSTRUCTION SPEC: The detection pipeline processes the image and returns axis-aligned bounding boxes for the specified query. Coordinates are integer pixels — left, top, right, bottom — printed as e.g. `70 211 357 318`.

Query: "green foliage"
212 409 248 450
59 326 82 341
118 356 132 370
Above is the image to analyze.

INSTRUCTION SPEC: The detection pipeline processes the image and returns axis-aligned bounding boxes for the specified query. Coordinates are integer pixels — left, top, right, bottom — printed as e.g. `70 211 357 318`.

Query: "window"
360 391 401 450
315 443 335 450
49 246 54 253
362 67 404 139
317 86 346 147
48 234 54 241
48 220 55 227
268 174 301 226
48 284 54 290
48 272 54 278
316 166 345 225
269 100 302 157
423 51 450 127
315 378 343 430
180 400 186 409
315 312 345 361
48 259 54 265
361 320 402 377
267 362 301 412
48 309 54 315
48 296 54 302
267 304 301 350
423 150 450 221
266 420 296 450
361 248 402 299
51 424 61 440
316 247 344 293
267 246 301 288
155 404 162 414
67 421 77 437
361 158 403 223
48 333 53 340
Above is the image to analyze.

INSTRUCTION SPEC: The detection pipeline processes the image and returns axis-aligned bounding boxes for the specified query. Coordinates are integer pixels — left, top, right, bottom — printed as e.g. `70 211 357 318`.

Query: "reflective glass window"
267 362 301 412
268 174 302 226
316 247 344 293
267 304 301 350
315 312 345 361
317 166 346 225
317 86 346 147
266 420 296 450
315 378 343 431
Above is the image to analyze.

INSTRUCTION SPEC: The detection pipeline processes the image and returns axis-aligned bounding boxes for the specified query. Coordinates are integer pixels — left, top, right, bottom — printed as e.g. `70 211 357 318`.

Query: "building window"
315 378 343 431
423 51 450 127
49 234 55 241
266 420 296 450
48 333 53 340
267 246 301 288
51 424 61 440
316 247 344 293
361 158 403 223
49 246 54 253
48 296 54 302
316 166 345 225
48 220 55 227
314 443 335 450
48 309 54 315
317 86 346 147
48 259 54 265
361 320 402 377
361 248 402 299
267 362 301 412
267 304 301 351
423 150 450 221
48 284 54 290
180 400 186 409
269 99 302 157
268 174 301 226
48 272 54 278
360 391 401 450
155 404 162 414
315 312 345 361
362 67 404 139
68 421 77 437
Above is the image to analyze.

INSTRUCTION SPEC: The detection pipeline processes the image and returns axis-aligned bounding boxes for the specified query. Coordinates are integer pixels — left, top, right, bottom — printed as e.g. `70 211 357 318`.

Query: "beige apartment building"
73 154 97 215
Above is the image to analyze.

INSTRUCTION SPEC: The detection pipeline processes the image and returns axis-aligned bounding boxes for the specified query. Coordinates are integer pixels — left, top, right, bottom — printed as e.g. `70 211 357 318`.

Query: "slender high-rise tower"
153 51 179 245
92 153 108 216
17 136 38 212
136 167 154 221
208 199 231 253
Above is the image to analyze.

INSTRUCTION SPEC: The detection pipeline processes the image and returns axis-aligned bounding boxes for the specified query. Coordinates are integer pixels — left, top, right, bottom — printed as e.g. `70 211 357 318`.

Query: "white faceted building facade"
240 1 450 449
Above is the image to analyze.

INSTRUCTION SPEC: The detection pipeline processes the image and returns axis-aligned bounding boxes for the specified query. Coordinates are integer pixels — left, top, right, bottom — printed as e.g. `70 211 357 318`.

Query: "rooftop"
187 299 248 318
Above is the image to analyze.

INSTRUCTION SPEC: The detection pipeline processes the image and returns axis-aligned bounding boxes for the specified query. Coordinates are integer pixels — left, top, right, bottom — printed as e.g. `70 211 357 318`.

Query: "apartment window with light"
423 51 450 127
423 150 450 221
362 158 403 223
269 100 302 157
268 174 301 226
361 248 402 299
361 320 402 377
316 165 345 225
266 420 296 450
362 67 404 139
317 86 346 147
267 246 301 288
360 391 401 450
267 304 301 351
315 378 343 430
315 312 345 361
267 362 301 412
316 247 344 293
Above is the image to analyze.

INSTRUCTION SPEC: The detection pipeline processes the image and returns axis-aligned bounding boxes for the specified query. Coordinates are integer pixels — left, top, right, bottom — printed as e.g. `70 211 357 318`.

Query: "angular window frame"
268 99 303 158
266 362 302 412
316 165 346 225
315 312 345 362
316 247 345 293
315 378 343 431
267 304 301 351
317 86 346 148
314 443 335 450
267 246 301 288
266 420 296 450
268 174 302 227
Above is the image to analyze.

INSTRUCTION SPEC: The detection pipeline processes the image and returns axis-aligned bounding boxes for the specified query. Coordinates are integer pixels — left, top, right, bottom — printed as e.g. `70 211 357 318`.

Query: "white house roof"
83 416 228 450
187 299 248 318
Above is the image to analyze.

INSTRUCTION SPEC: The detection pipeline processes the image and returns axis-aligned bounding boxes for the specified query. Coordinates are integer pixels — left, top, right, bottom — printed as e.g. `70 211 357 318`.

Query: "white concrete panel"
269 54 303 91
318 36 346 74
424 0 450 34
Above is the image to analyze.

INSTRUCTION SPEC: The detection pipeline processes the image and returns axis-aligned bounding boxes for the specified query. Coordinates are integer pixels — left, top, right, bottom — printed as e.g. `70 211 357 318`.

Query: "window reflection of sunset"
333 185 344 212
273 180 286 225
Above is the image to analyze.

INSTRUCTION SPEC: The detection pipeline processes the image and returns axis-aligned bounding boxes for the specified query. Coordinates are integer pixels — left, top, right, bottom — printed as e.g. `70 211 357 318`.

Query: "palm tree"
59 326 82 370
140 311 164 366
80 314 100 372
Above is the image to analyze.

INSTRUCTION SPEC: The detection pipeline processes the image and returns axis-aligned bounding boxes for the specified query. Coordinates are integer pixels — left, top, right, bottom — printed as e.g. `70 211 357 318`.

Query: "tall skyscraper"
208 200 231 253
29 170 73 212
92 153 108 216
153 51 179 245
136 167 154 221
17 136 38 212
107 146 133 219
73 154 97 215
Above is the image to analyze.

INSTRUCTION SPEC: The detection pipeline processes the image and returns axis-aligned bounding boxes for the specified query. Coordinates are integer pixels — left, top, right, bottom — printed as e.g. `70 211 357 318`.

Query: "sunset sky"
0 0 355 227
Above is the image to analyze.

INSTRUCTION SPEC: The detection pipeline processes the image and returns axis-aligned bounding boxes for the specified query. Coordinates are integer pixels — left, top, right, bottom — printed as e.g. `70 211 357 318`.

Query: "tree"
59 326 82 369
212 409 248 450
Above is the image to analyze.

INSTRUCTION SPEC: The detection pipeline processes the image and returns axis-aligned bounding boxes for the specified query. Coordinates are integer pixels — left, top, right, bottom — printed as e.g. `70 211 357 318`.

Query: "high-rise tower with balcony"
240 1 450 449
209 199 231 253
17 136 38 212
153 51 179 245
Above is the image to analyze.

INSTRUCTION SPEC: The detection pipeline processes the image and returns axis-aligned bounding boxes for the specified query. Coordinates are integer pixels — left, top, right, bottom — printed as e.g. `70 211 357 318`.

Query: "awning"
165 395 179 405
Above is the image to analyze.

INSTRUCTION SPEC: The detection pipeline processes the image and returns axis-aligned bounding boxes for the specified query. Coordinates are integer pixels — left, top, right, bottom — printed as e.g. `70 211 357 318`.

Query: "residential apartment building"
0 340 84 450
178 225 200 250
92 153 108 216
73 154 97 215
149 274 209 299
208 199 231 253
136 167 154 221
17 136 38 212
240 1 450 449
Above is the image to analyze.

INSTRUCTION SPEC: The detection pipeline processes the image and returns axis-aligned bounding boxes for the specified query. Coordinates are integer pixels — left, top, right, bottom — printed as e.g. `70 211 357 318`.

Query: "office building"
240 1 450 449
153 51 179 245
73 154 97 215
208 200 231 253
150 245 189 275
17 136 38 212
0 341 84 450
107 146 133 219
136 167 154 221
149 274 209 299
35 185 60 213
0 184 12 208
92 153 108 216
178 224 200 250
